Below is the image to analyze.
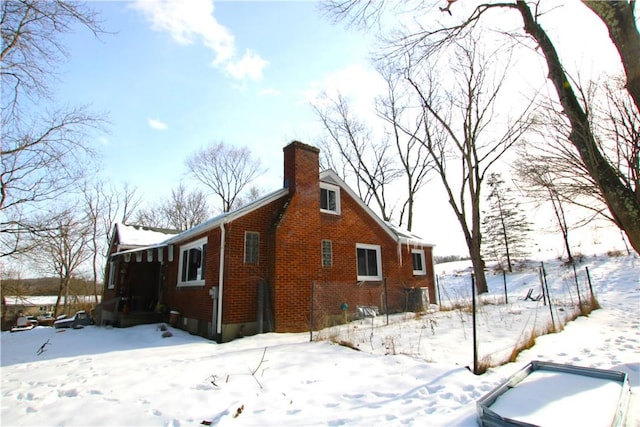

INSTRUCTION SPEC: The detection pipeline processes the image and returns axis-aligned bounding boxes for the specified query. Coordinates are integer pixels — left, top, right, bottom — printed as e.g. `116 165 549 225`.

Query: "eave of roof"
164 187 289 246
320 169 433 246
111 187 290 257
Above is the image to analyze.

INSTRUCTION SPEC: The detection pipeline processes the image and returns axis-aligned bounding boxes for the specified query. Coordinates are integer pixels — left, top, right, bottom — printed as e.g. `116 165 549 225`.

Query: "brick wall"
317 181 435 317
272 141 435 332
163 228 220 324
162 196 288 333
219 198 286 325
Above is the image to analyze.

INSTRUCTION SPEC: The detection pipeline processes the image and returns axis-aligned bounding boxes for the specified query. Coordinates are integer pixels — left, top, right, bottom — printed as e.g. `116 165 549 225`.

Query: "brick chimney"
274 141 321 332
283 140 320 194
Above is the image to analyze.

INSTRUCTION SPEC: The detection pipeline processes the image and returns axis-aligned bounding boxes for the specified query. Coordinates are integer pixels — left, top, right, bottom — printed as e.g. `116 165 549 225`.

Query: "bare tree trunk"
582 1 640 112
516 1 640 254
54 280 64 318
496 197 513 273
549 187 574 264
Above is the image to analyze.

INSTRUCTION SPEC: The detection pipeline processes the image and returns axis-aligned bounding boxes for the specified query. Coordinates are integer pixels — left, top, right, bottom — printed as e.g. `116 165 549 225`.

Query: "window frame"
412 249 427 275
244 231 260 265
356 243 382 281
177 237 207 287
321 239 333 267
320 182 341 215
107 261 115 289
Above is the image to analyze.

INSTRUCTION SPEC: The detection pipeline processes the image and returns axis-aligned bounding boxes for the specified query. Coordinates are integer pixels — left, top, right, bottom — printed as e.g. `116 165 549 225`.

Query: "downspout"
216 222 226 337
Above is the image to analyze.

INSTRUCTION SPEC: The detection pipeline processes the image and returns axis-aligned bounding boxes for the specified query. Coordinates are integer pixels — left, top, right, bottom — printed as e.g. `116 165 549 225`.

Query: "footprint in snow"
426 384 444 393
57 389 78 398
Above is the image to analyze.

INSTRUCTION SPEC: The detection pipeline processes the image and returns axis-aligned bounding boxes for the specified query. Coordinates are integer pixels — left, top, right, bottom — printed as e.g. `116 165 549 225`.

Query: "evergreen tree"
482 173 532 272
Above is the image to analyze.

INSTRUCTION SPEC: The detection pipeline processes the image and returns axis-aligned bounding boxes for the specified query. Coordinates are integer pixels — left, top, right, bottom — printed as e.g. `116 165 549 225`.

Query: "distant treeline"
434 255 470 265
1 277 102 297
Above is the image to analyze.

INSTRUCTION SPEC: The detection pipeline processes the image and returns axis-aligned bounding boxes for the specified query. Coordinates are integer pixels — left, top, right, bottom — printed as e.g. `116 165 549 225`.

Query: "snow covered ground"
2 252 638 426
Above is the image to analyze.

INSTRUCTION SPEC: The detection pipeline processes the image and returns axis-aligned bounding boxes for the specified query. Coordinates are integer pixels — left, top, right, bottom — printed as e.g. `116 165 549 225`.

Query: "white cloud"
131 0 267 81
225 49 269 82
148 118 168 131
304 64 386 111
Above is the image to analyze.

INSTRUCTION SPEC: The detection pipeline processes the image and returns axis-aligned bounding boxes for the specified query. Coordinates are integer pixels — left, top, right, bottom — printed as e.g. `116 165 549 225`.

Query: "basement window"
178 238 207 287
412 249 426 275
356 243 382 281
320 182 341 215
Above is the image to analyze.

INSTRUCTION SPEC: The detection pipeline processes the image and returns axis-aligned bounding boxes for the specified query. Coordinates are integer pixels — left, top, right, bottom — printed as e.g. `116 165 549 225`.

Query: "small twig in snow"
36 339 50 355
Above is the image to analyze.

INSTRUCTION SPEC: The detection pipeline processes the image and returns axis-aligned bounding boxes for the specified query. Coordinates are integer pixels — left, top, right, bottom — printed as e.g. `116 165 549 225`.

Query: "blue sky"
51 0 628 256
57 1 378 194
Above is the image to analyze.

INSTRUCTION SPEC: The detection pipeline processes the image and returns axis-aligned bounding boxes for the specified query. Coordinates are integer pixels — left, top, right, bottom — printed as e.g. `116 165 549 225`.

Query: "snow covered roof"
164 188 290 245
116 223 179 248
110 188 290 257
386 222 434 247
112 171 433 254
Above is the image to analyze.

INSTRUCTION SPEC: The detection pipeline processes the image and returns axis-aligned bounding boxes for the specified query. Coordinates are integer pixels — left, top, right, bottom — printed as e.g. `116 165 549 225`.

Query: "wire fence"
309 261 600 371
309 279 432 340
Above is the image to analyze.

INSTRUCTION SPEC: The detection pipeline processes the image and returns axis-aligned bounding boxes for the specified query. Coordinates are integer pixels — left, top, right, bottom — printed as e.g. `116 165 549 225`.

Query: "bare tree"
592 77 639 217
515 1 640 253
134 184 209 231
83 180 141 304
233 185 264 209
514 76 639 233
582 1 640 112
1 1 103 115
185 141 263 213
322 0 640 253
514 159 577 264
100 182 140 246
31 208 92 317
313 93 401 223
399 37 533 293
1 1 105 257
164 184 210 230
376 64 434 230
1 108 102 256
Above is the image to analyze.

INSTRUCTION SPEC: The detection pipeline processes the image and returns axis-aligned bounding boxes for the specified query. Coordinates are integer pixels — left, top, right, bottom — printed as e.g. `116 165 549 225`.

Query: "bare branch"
185 142 264 213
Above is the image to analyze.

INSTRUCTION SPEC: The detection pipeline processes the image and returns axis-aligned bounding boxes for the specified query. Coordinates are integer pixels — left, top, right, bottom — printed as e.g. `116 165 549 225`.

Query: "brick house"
101 141 435 342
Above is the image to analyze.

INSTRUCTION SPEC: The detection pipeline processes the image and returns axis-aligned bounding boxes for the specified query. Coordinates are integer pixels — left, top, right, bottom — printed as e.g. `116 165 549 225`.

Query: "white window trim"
178 237 207 287
356 243 382 281
320 182 341 215
412 249 427 275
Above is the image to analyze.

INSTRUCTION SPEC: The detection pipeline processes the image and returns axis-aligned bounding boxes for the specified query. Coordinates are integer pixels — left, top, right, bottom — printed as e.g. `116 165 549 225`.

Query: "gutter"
217 223 226 336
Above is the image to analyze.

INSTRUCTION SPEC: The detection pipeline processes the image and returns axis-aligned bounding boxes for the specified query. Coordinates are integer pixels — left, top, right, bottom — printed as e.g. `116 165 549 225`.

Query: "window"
178 238 207 286
412 249 426 275
107 261 115 289
356 243 382 281
320 182 340 214
321 240 333 267
245 231 260 264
